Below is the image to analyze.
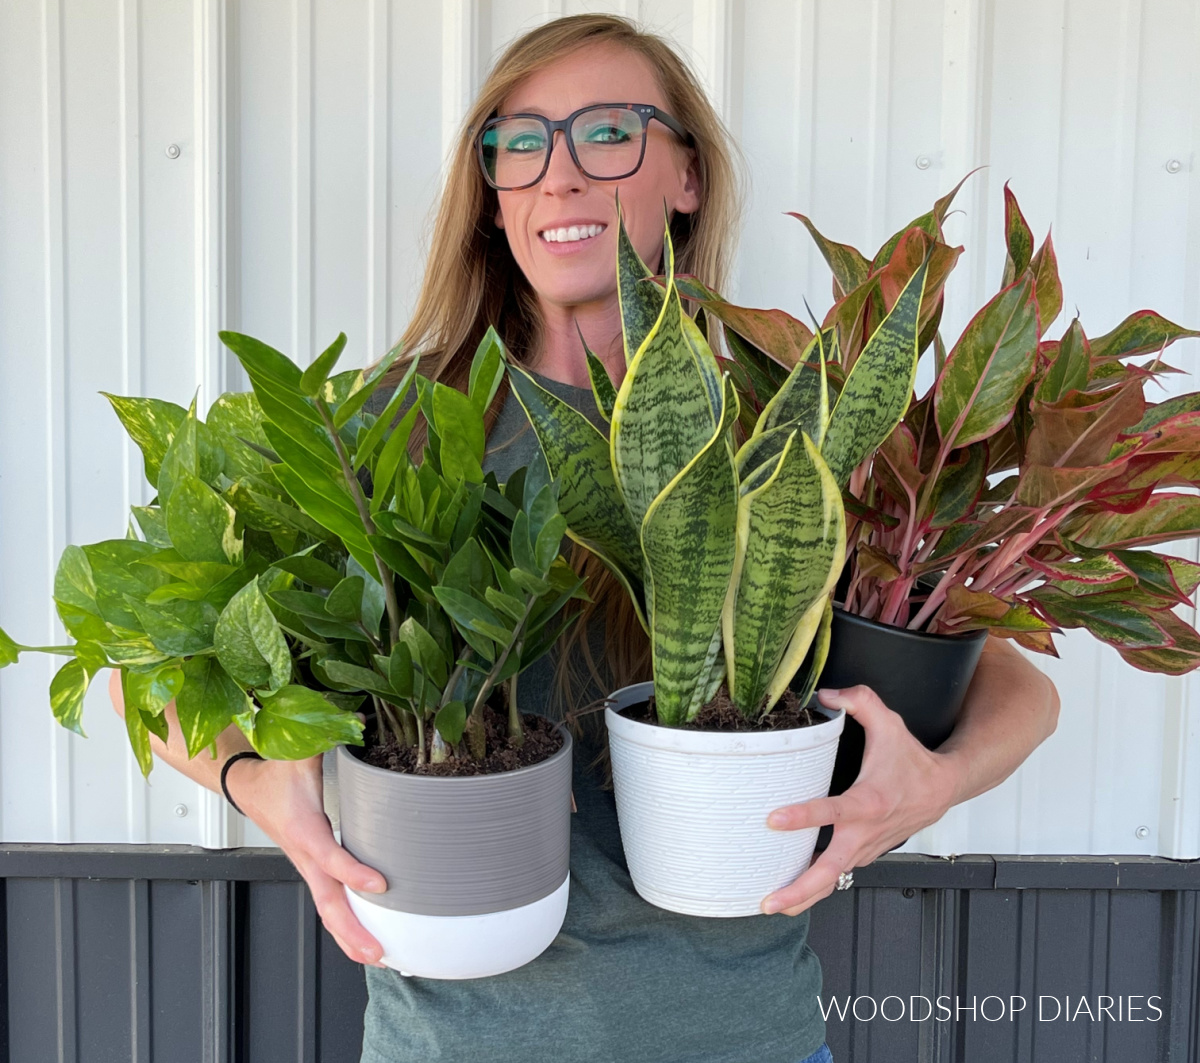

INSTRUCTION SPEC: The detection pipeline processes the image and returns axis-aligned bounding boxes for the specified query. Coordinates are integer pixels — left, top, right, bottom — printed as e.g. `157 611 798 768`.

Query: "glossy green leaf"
214 582 292 691
299 333 347 396
166 472 241 564
50 658 91 736
935 273 1039 449
122 688 155 778
928 444 987 527
1001 182 1034 285
157 402 224 502
1118 610 1200 675
870 171 974 270
330 345 405 430
238 685 364 759
207 392 270 479
1061 494 1200 550
398 617 448 689
102 394 187 486
1030 233 1063 333
640 377 739 724
123 662 185 716
325 576 364 622
388 642 413 695
270 551 342 590
0 627 19 668
1031 587 1171 650
788 213 870 297
431 382 485 484
725 432 845 715
352 357 419 472
1089 311 1200 362
320 659 398 701
468 328 506 412
432 586 511 644
129 596 218 657
1037 318 1090 402
434 700 467 745
822 256 929 486
175 656 247 758
754 330 829 448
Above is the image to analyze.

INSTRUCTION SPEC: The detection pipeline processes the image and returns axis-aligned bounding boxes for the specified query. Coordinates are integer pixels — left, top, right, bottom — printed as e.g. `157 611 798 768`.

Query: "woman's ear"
494 202 506 230
674 151 702 215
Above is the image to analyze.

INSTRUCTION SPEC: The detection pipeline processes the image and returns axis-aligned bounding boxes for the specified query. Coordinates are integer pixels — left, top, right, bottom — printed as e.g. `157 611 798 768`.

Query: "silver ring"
836 871 854 891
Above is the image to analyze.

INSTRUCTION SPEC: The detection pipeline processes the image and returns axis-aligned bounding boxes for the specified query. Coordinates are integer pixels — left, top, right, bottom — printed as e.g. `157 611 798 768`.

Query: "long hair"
389 14 745 709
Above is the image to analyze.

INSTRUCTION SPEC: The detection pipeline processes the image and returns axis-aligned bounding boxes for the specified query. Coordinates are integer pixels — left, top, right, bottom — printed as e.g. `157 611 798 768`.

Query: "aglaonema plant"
676 179 1200 675
0 329 584 773
506 216 930 725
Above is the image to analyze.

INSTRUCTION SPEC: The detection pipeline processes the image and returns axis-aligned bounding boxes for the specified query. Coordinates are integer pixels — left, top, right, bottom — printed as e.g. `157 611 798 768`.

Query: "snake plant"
508 218 929 725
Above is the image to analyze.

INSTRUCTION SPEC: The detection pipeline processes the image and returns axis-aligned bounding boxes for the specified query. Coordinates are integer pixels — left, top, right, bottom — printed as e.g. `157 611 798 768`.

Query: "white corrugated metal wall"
1 0 1198 857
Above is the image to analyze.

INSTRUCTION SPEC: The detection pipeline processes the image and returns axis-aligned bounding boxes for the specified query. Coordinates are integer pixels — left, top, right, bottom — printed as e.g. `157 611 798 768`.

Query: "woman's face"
492 43 701 313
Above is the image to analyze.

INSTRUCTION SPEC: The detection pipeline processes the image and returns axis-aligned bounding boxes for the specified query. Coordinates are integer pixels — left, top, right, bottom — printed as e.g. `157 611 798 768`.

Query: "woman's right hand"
224 753 390 967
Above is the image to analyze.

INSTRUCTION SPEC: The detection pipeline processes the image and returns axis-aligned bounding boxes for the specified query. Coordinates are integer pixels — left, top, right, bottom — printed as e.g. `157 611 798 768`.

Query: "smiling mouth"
539 223 607 244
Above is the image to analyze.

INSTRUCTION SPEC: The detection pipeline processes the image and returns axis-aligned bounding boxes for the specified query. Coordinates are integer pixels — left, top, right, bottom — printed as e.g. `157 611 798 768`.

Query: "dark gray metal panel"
1 853 1197 1063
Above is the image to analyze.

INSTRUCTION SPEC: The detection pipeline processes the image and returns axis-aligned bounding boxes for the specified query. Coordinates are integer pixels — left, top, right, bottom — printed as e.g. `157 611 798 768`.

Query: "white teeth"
541 223 606 244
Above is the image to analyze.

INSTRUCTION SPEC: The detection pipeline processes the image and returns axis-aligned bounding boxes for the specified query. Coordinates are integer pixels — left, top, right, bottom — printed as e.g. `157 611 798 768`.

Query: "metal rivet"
174 804 188 818
1166 159 1183 174
915 154 932 170
902 887 916 899
165 143 181 160
1135 825 1150 839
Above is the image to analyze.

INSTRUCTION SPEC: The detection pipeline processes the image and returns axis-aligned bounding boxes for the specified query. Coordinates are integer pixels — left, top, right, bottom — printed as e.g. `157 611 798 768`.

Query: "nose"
541 130 586 195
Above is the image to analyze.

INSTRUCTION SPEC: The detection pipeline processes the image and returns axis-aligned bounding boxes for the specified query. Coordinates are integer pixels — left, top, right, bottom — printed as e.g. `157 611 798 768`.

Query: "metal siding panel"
73 880 135 1063
148 880 205 1063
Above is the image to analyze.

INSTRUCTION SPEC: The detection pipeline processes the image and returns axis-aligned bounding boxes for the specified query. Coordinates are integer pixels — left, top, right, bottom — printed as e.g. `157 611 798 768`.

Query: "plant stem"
466 595 538 760
507 672 524 748
414 710 426 767
906 554 968 630
315 397 402 649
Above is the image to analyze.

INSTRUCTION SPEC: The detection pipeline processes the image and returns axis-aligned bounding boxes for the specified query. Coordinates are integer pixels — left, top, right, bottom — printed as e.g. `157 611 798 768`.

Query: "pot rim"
335 718 572 786
604 680 844 753
832 603 990 645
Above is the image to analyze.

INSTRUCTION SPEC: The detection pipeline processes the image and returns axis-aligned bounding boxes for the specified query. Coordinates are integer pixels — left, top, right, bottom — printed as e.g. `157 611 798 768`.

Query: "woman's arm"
760 636 1060 916
108 671 389 964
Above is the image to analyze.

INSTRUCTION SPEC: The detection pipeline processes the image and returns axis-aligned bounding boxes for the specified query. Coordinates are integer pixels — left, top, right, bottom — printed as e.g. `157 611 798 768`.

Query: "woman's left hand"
759 685 962 917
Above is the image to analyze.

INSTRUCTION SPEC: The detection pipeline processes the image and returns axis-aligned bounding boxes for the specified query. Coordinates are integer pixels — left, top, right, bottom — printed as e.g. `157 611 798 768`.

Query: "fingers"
818 684 895 729
762 836 858 917
310 830 388 895
305 863 386 966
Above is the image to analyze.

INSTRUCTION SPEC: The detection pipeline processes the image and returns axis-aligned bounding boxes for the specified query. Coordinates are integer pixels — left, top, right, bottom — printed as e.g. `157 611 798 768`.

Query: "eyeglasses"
476 103 691 191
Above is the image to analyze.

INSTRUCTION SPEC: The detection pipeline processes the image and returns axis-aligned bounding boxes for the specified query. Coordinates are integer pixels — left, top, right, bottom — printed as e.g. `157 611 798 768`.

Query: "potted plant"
505 218 931 916
678 179 1200 796
0 329 584 979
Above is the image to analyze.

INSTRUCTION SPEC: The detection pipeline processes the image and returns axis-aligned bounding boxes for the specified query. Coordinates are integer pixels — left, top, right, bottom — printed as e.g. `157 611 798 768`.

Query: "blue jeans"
799 1046 833 1063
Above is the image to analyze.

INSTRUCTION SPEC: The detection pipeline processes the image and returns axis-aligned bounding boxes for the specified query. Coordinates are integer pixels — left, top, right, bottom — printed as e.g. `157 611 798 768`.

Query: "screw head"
1166 158 1183 174
1135 825 1150 840
174 803 188 818
165 143 181 160
915 154 932 171
902 887 916 899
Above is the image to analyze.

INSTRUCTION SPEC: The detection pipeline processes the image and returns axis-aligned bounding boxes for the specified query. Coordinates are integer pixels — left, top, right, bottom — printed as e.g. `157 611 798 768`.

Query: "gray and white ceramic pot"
335 722 572 979
605 682 843 918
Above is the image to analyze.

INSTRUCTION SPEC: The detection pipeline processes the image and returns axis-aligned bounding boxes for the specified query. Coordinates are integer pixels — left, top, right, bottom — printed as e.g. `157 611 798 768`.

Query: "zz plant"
680 179 1200 674
0 330 583 773
508 218 928 725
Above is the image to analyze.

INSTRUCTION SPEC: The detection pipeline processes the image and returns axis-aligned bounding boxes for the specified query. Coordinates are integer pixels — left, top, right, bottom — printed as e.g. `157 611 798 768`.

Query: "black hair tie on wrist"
220 750 264 816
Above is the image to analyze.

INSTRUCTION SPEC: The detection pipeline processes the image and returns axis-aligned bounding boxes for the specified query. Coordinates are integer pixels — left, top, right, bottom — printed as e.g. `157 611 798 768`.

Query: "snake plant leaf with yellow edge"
506 363 647 628
640 376 740 724
611 267 722 529
724 432 845 715
821 255 931 487
616 202 666 366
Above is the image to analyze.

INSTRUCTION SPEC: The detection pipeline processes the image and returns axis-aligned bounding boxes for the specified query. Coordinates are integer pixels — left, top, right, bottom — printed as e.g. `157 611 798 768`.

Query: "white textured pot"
606 682 844 918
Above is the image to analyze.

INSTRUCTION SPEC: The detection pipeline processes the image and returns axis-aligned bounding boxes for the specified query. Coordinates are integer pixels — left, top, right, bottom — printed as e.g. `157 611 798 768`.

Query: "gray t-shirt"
360 374 826 1063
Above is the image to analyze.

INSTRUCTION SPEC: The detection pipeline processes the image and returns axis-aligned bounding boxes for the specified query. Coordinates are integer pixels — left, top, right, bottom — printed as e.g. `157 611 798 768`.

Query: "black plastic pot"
804 607 988 799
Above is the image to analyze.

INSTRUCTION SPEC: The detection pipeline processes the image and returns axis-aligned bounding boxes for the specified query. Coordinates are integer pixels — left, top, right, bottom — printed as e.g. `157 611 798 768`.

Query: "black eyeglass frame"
475 102 692 191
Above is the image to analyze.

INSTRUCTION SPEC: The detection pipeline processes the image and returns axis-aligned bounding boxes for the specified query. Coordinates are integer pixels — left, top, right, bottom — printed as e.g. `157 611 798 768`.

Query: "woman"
113 14 1059 1063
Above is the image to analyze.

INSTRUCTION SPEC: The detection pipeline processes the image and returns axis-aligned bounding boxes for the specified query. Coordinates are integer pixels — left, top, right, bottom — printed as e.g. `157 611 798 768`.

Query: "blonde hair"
390 13 745 707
